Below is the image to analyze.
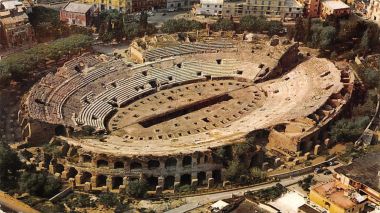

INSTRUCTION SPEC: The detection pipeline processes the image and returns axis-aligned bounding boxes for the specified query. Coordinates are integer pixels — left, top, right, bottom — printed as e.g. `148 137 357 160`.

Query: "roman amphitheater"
18 35 354 194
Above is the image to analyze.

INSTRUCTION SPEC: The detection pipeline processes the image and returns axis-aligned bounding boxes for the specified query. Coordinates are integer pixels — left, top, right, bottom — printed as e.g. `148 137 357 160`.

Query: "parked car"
323 170 332 175
314 167 323 174
168 8 176 12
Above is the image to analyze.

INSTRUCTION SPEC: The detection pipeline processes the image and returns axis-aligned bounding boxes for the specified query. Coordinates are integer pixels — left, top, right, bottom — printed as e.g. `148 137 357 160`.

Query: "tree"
161 19 204 33
212 18 235 31
18 171 62 197
250 167 267 182
127 180 148 198
98 193 120 208
266 20 283 35
319 26 336 50
0 142 22 190
224 160 248 182
329 116 370 142
294 17 305 42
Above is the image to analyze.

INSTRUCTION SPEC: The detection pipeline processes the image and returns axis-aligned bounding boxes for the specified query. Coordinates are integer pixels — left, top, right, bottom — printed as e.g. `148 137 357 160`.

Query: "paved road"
165 175 309 213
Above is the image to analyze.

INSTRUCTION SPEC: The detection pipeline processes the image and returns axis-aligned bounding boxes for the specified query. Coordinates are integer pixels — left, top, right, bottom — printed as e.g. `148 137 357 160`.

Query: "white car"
168 8 176 12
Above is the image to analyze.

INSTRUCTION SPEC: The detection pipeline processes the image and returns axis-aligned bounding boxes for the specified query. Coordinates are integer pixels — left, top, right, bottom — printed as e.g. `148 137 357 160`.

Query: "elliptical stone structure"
19 37 354 193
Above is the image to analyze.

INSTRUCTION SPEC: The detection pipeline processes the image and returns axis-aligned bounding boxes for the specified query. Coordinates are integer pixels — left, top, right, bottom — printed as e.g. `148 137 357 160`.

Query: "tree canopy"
0 34 92 84
0 142 22 190
161 18 204 34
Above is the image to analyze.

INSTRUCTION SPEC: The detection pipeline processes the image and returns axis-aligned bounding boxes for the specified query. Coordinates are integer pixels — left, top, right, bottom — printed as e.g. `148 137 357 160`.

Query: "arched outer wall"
44 137 264 192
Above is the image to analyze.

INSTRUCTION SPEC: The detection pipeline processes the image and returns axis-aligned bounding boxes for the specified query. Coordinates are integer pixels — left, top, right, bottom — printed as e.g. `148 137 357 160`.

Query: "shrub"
0 142 22 191
18 171 62 198
98 193 120 208
161 19 204 33
127 180 148 198
329 116 370 143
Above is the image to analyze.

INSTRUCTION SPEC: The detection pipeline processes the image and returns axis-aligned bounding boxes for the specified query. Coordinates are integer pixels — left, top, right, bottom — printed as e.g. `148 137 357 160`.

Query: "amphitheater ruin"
19 36 354 194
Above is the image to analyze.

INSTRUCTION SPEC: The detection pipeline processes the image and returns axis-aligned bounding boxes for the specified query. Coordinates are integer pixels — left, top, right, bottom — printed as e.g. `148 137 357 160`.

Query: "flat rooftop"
335 152 380 192
312 181 359 210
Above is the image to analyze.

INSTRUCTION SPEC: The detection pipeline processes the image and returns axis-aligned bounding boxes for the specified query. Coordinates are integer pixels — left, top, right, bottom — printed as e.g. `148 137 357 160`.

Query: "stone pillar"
262 162 269 171
324 138 331 148
223 181 231 188
175 174 180 183
305 152 311 160
84 182 92 191
90 176 97 187
38 162 45 170
69 178 76 188
206 171 212 180
274 158 281 167
48 163 55 174
158 176 164 188
174 182 180 192
75 174 82 185
207 178 214 188
123 177 129 186
106 176 112 189
156 185 163 195
314 144 321 155
61 170 69 179
191 179 198 190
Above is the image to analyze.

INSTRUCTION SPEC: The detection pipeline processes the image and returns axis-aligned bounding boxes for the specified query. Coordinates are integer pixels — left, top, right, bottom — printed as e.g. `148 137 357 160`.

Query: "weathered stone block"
293 158 300 165
207 178 214 188
174 182 180 192
191 179 198 189
262 162 269 170
69 178 76 188
223 181 231 188
61 171 68 179
274 158 282 167
314 144 321 155
84 182 92 191
156 185 163 195
119 185 126 194
305 152 311 160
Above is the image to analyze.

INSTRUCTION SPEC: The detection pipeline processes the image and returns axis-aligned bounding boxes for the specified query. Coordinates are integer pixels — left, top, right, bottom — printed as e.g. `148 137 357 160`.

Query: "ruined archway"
112 176 123 189
147 176 158 190
81 172 92 184
212 170 222 183
68 167 78 179
164 175 175 189
55 164 64 173
114 161 124 169
180 174 191 186
96 175 107 187
148 160 160 170
165 157 177 168
97 159 108 168
182 156 192 167
197 171 206 185
130 161 142 171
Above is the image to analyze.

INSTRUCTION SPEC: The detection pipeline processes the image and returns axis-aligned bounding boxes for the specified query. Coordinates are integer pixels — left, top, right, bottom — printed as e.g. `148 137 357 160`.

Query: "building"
195 0 223 16
167 0 199 9
310 181 367 213
367 0 380 25
297 0 320 17
320 0 350 18
60 2 94 27
221 0 303 19
335 152 380 205
0 0 34 49
81 0 132 12
131 0 166 12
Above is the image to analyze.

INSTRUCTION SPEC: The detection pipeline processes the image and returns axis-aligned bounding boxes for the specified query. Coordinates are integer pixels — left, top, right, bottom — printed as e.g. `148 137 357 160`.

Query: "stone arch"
114 161 124 169
67 167 78 179
82 154 92 163
112 176 123 189
212 170 222 183
96 174 107 187
204 155 209 163
97 159 108 168
130 161 142 170
182 155 192 167
165 157 177 168
180 174 191 185
197 171 206 185
146 176 158 190
55 164 64 173
148 160 160 170
81 172 92 184
164 175 175 189
249 152 263 168
55 125 66 136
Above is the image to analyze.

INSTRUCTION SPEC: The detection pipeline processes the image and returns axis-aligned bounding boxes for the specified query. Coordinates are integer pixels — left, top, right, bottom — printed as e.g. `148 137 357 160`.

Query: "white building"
195 0 224 16
222 0 302 19
167 0 200 9
367 0 380 25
